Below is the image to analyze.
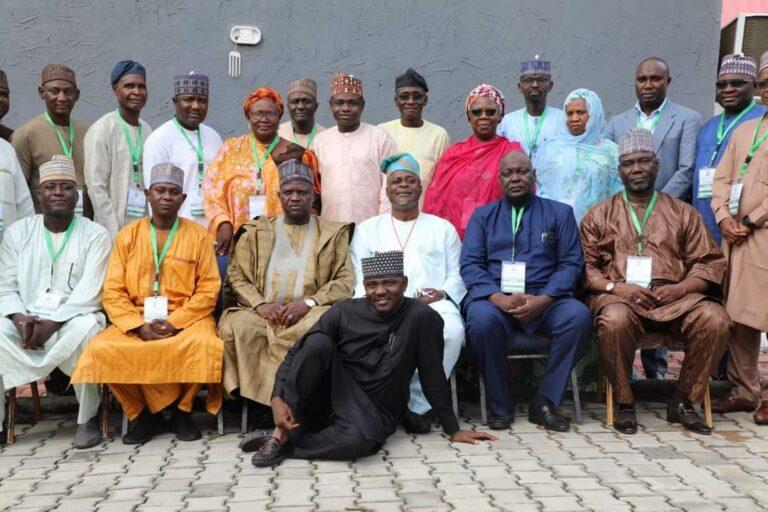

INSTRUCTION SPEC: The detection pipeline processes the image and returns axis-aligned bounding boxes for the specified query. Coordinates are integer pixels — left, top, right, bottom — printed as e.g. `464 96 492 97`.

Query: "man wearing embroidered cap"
581 128 730 435
0 156 111 447
12 64 91 218
277 77 325 149
759 51 768 106
0 69 12 142
72 162 224 445
710 79 768 424
219 159 353 440
350 153 465 434
497 56 565 165
379 69 450 204
142 72 222 226
247 249 495 467
85 60 153 237
310 72 398 225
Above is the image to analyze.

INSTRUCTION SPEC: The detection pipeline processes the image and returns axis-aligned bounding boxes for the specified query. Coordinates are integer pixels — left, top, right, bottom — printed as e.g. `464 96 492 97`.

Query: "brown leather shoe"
753 402 768 425
711 396 757 414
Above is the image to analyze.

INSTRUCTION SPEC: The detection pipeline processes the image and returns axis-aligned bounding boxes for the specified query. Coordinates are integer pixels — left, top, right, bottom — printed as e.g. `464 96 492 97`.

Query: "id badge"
34 291 64 311
190 187 205 218
501 260 526 294
75 188 84 217
697 167 715 199
728 180 744 216
126 187 146 219
626 255 653 289
144 296 169 322
249 195 266 219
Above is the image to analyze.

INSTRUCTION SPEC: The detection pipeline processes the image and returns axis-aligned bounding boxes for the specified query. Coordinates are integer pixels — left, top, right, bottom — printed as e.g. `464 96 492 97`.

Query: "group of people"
0 49 766 468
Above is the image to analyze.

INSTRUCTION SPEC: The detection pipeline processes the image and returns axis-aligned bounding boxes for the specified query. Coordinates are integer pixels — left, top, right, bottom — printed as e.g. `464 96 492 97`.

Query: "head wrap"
760 51 768 74
278 159 314 187
0 70 8 91
361 251 404 279
287 77 318 98
465 84 506 120
111 60 146 86
331 72 363 98
380 153 420 176
559 88 609 144
149 163 185 189
619 128 655 157
174 72 209 97
395 68 428 92
39 155 76 184
718 53 757 79
242 87 284 118
521 55 551 77
41 63 77 87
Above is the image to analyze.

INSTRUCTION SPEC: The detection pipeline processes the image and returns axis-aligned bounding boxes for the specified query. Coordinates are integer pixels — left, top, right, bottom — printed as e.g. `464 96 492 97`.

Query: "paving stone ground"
4 396 768 512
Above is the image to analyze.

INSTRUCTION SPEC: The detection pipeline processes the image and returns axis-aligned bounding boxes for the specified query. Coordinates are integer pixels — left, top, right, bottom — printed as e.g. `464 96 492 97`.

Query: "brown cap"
287 77 317 98
41 63 77 87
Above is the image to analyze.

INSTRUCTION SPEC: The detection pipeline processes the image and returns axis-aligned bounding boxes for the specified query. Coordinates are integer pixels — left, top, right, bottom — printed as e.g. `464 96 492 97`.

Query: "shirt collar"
634 98 668 120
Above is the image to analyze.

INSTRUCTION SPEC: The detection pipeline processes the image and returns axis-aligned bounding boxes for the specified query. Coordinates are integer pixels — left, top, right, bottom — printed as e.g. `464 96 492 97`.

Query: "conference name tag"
249 195 266 219
626 255 653 289
190 187 205 218
34 291 64 311
501 260 526 294
728 180 744 216
75 188 84 217
144 295 169 322
126 187 146 218
697 167 715 199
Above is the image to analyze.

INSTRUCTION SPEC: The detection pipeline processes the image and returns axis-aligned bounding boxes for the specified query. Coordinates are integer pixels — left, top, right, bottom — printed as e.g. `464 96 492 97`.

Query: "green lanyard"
116 109 143 184
740 115 768 177
510 206 525 260
523 108 547 154
249 135 280 187
44 217 77 286
622 190 658 253
44 111 75 158
172 116 204 181
291 124 317 148
149 218 180 295
711 100 756 166
636 104 665 131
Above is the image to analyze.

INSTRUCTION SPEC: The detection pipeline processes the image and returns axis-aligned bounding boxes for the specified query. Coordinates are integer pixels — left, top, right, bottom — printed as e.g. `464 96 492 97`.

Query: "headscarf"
242 87 284 118
464 84 506 120
557 88 608 144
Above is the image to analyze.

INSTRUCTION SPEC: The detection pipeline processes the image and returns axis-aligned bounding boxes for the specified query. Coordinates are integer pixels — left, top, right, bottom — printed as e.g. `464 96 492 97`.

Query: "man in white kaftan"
0 157 111 447
350 153 465 434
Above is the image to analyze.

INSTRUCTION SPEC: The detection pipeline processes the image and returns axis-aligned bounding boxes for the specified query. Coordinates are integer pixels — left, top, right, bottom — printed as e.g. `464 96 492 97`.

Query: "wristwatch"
304 298 317 308
605 282 615 293
742 215 755 228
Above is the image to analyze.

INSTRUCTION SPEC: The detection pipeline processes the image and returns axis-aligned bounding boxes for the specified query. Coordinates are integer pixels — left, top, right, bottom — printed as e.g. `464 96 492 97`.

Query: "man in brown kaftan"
580 128 730 436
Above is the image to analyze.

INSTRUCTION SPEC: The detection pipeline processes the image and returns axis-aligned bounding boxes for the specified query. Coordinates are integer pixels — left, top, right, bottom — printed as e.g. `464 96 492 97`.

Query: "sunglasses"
469 108 498 118
715 79 752 89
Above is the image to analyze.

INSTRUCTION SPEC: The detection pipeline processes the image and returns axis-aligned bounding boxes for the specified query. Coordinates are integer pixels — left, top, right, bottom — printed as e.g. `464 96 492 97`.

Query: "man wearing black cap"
379 68 450 206
248 250 496 467
85 60 153 237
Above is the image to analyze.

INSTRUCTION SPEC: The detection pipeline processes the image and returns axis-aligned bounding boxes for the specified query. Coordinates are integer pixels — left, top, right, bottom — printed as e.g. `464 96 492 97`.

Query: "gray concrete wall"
0 0 721 140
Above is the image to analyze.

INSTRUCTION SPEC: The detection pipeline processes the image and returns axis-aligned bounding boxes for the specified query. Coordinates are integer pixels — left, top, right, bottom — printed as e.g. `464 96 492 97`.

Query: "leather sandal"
251 437 287 467
239 429 273 452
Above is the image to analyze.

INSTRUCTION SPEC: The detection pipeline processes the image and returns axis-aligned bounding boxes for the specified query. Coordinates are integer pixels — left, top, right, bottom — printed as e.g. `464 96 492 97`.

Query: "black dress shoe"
401 410 432 434
614 405 638 435
251 437 286 467
170 410 202 442
123 411 167 445
0 429 6 445
667 397 711 435
487 414 513 430
528 397 570 432
239 429 273 452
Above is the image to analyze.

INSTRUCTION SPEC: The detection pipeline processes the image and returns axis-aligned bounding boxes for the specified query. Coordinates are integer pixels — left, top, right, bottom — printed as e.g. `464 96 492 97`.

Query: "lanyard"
622 190 658 253
44 217 77 285
172 116 204 181
291 124 317 148
740 115 768 177
149 218 180 295
636 104 664 131
523 108 547 154
44 111 75 158
116 109 143 184
249 135 280 186
510 205 525 259
710 100 756 166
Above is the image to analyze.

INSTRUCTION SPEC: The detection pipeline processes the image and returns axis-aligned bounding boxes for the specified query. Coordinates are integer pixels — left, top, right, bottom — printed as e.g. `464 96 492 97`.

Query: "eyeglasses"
520 76 551 86
250 111 280 120
715 79 751 90
757 81 768 89
469 108 498 118
396 92 425 102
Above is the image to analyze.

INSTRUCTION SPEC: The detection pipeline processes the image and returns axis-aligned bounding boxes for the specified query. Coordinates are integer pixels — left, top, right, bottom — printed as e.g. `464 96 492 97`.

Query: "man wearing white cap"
0 156 111 447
